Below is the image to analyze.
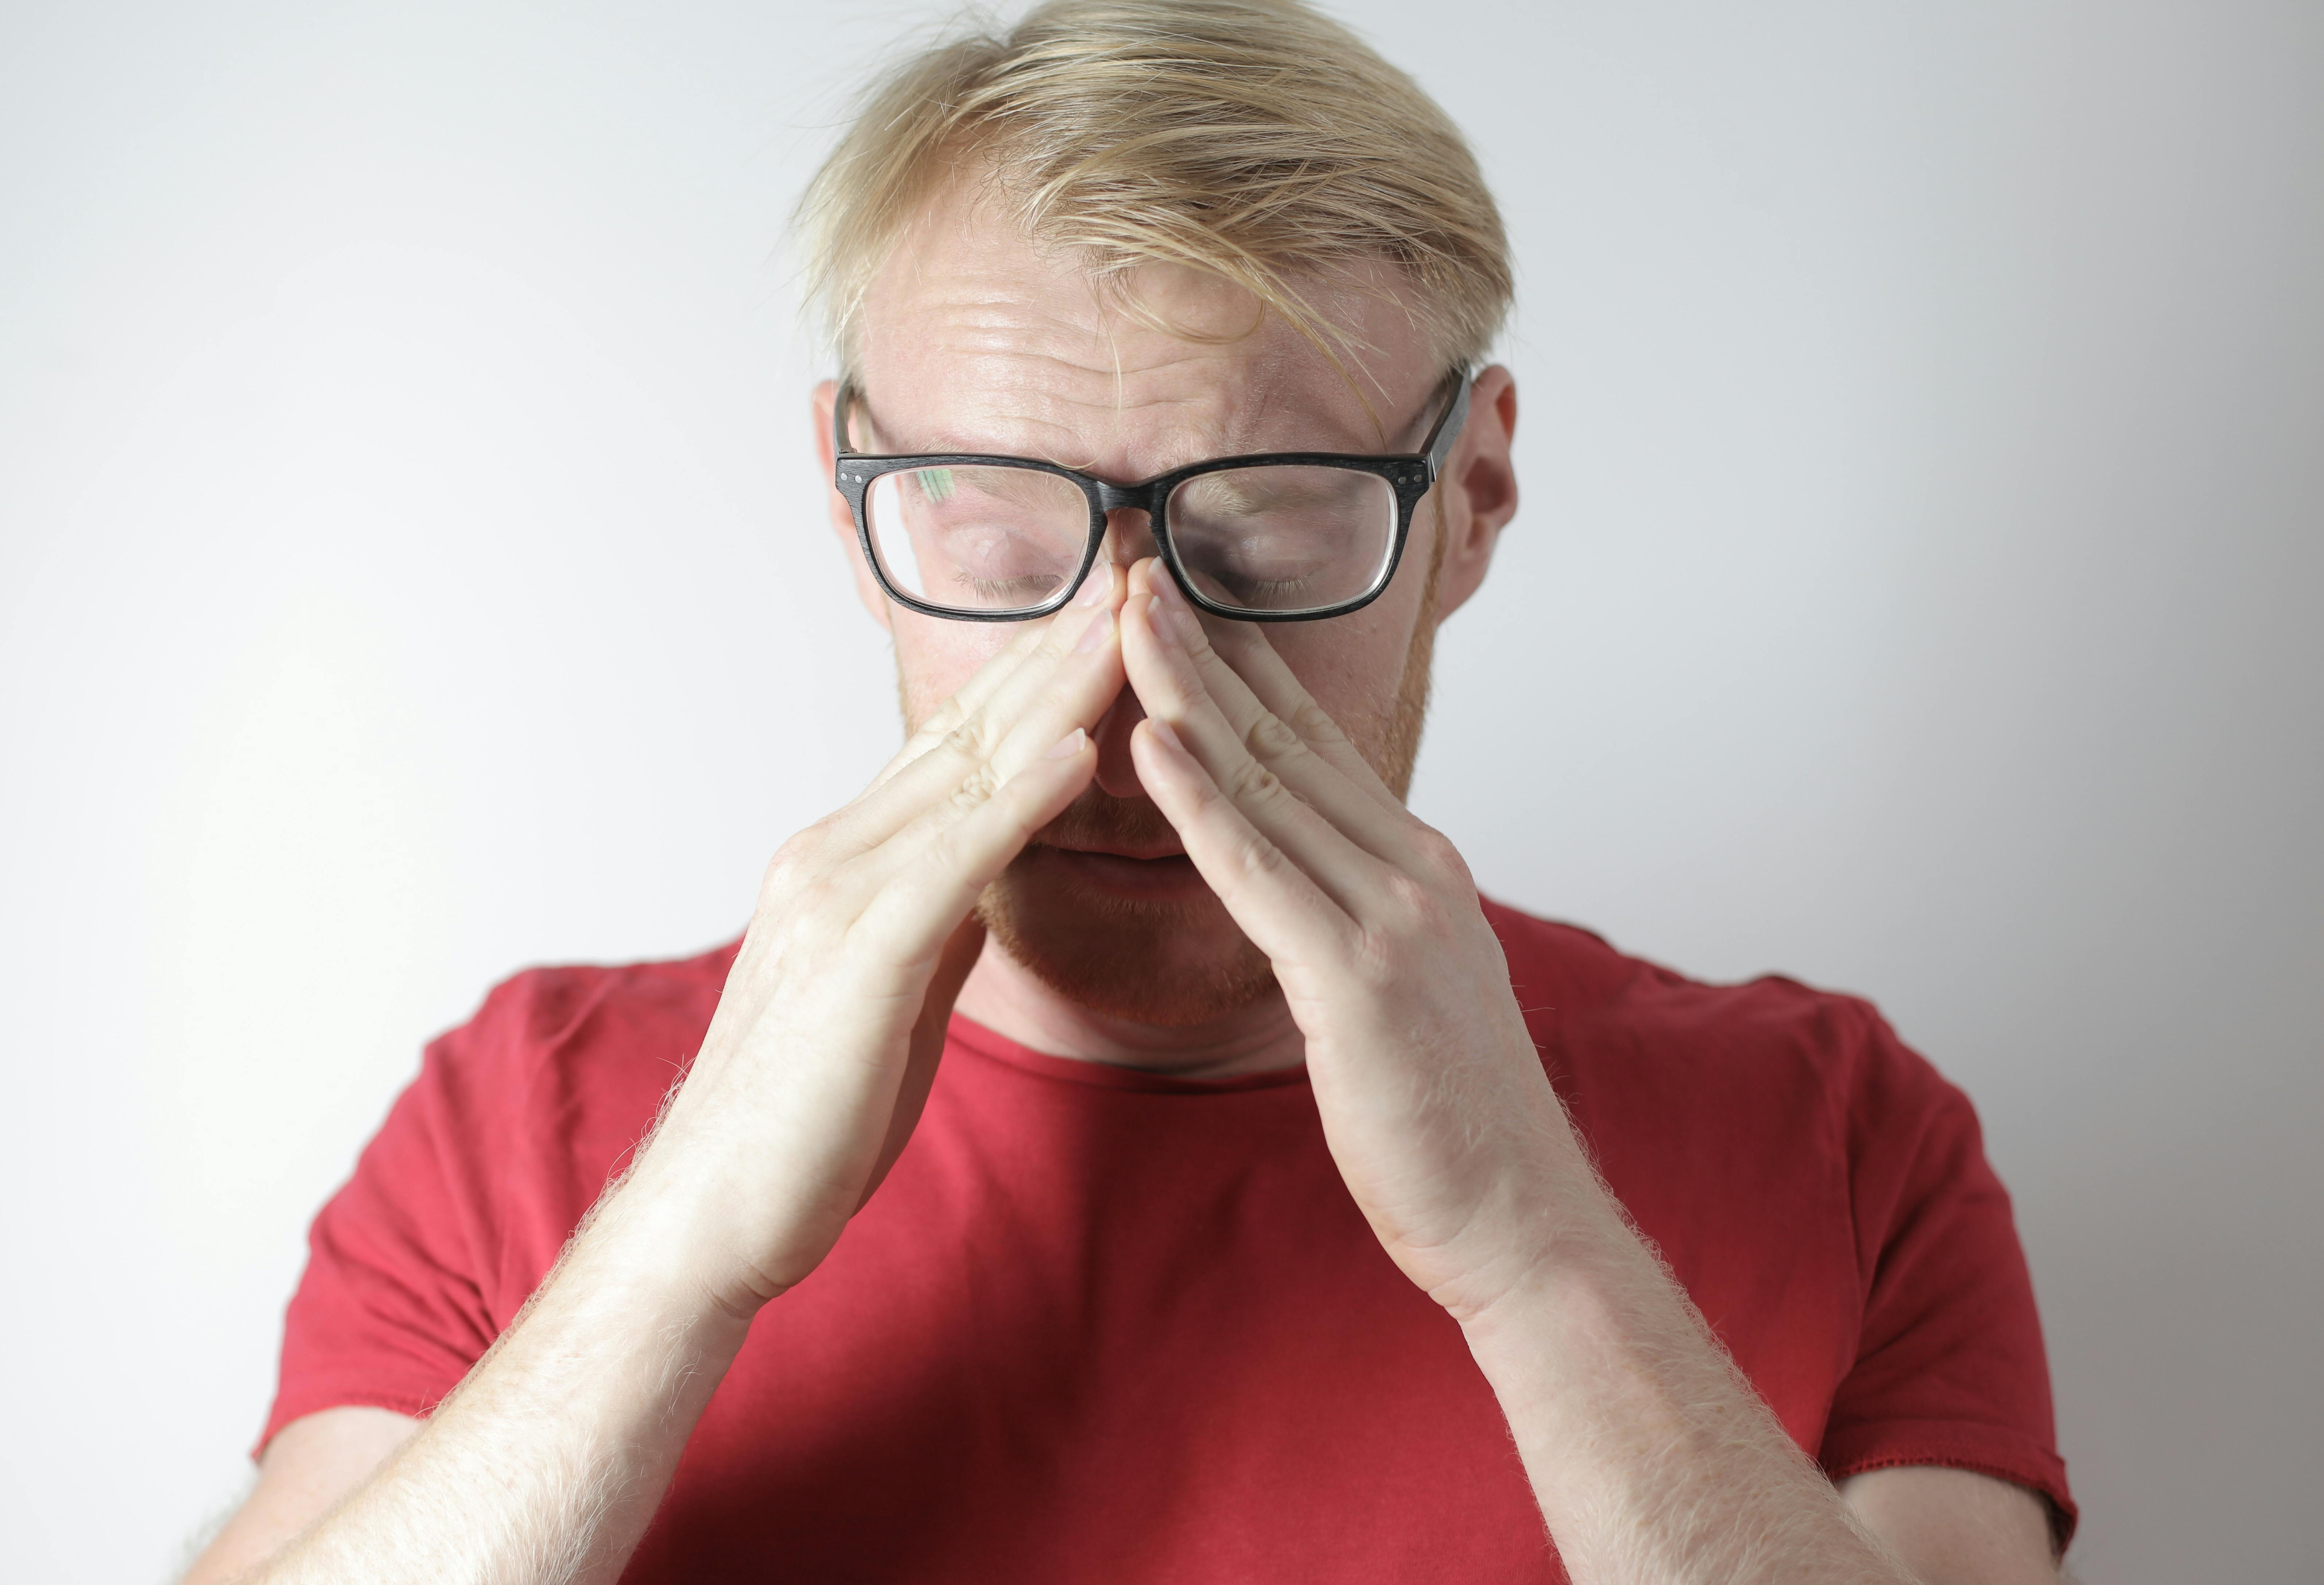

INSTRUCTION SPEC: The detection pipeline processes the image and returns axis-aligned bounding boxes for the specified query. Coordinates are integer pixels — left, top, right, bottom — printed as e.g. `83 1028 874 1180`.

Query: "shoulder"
1477 902 2019 1402
314 939 743 1312
447 939 738 1055
427 939 739 1092
402 939 742 1202
1478 896 1965 1179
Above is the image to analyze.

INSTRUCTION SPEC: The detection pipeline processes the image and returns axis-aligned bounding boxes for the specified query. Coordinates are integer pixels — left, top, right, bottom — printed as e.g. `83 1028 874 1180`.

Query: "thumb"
856 914 988 1208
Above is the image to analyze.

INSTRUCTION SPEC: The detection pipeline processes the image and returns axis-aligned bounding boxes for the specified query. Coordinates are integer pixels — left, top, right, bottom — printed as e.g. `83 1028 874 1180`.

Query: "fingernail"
1149 577 1203 644
1144 594 1178 649
1170 599 1204 646
1044 726 1088 760
1072 607 1114 654
1146 718 1184 755
1074 563 1114 608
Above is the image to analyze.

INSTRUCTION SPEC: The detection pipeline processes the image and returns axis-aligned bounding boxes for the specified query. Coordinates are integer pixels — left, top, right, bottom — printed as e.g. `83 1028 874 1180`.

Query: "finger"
1127 559 1392 806
837 608 1123 905
1128 714 1355 972
868 619 1051 791
825 569 1123 857
872 564 1121 791
1120 591 1384 919
1123 581 1411 886
1144 567 1407 828
1199 609 1405 815
846 726 1097 964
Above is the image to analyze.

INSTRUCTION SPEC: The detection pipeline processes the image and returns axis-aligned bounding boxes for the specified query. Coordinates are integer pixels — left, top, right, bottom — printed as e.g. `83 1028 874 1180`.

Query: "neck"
951 938 1308 1080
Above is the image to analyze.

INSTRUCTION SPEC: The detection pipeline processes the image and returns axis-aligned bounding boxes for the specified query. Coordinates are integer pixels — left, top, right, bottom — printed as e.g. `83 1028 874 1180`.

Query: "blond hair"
794 0 1511 382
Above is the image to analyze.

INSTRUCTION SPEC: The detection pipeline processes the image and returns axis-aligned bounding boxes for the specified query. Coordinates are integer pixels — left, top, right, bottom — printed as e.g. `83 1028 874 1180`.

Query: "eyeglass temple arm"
1422 369 1474 483
833 383 860 458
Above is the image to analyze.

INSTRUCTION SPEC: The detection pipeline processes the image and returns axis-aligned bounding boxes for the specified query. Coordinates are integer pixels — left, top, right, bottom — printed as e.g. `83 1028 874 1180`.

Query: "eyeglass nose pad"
1097 504 1159 570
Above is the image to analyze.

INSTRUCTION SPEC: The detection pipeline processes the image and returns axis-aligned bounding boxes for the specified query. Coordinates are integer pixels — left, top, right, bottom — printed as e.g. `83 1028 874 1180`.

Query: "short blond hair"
795 0 1511 380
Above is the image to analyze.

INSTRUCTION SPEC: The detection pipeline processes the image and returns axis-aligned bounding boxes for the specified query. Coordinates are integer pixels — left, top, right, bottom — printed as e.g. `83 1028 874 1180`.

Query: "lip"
1024 842 1210 901
1040 836 1188 862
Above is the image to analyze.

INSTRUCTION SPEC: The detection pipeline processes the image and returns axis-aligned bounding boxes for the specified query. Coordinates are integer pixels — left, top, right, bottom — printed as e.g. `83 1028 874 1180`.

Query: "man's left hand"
1118 562 2056 1585
1119 561 1606 1322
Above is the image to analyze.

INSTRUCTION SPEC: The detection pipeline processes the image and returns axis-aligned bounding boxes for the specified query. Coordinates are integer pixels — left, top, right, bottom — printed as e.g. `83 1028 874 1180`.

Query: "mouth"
1023 840 1209 902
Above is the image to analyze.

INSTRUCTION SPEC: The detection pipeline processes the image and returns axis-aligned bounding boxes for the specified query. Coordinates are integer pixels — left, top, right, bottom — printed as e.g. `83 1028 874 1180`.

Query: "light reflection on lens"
865 465 1090 613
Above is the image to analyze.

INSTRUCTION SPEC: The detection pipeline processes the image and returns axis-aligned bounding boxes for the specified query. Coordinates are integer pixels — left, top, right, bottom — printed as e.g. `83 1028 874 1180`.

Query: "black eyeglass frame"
831 368 1474 623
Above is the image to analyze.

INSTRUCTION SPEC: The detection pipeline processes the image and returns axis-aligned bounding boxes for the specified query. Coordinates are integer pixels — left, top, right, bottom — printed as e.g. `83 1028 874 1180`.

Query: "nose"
1094 505 1157 574
1088 508 1156 802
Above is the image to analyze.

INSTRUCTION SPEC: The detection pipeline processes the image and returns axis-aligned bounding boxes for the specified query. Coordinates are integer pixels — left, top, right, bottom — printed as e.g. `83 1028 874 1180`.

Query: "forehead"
853 185 1441 476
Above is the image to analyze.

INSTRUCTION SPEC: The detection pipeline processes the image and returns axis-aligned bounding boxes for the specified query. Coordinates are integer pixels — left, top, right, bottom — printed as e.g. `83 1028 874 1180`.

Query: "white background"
3 1 2317 1579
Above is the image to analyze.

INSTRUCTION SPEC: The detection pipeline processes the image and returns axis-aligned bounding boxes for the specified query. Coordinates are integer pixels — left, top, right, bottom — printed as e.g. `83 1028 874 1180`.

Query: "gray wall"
1 2 2315 1578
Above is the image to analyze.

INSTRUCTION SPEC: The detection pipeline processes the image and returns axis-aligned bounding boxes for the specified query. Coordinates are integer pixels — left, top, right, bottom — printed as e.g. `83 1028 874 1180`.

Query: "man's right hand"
609 562 1123 1315
186 569 1123 1585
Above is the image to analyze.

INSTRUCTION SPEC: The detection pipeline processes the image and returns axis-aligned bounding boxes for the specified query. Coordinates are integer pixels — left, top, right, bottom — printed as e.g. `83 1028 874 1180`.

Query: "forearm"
1460 1220 1904 1585
252 1180 753 1585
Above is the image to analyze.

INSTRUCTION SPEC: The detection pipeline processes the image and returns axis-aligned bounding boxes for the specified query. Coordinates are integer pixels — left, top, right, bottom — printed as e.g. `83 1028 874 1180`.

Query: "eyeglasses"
831 368 1472 623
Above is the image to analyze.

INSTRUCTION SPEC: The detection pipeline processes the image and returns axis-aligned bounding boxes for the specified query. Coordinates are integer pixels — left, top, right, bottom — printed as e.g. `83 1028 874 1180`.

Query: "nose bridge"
1094 489 1159 567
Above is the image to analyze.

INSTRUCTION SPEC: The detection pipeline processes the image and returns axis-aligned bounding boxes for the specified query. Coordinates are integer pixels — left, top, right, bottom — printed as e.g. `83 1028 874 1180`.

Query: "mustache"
1031 786 1179 852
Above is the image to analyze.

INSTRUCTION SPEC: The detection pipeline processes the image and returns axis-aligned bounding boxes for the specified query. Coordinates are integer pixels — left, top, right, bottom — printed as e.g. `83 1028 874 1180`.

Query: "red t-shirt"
265 900 2073 1578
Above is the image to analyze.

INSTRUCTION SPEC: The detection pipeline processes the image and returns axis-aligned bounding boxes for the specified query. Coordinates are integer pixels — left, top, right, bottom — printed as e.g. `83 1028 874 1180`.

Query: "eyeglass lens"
1165 466 1397 615
865 465 1088 613
864 462 1398 617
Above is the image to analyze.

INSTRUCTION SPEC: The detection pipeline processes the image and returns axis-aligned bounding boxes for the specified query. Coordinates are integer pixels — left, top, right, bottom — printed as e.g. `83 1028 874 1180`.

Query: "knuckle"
946 760 1003 814
1229 828 1291 885
757 855 791 902
1381 869 1442 928
1410 825 1473 885
1242 710 1304 762
759 834 819 899
941 715 1001 766
794 871 847 919
1286 699 1345 744
1223 756 1288 807
1350 925 1403 988
902 714 957 760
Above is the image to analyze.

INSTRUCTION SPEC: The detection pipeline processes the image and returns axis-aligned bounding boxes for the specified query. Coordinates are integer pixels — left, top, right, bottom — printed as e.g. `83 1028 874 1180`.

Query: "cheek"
891 610 1019 727
1265 602 1415 732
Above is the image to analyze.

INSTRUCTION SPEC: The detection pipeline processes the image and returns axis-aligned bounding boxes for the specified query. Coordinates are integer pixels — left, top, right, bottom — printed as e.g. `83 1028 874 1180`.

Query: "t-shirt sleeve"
1817 1015 2077 1545
255 1022 508 1455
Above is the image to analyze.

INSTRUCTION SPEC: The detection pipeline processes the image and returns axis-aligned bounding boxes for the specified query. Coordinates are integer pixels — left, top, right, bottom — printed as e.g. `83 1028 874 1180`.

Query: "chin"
976 849 1277 1028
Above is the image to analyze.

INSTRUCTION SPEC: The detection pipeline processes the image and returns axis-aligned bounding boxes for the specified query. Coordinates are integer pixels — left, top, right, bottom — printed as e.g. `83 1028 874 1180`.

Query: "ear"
1428 364 1518 622
813 378 893 633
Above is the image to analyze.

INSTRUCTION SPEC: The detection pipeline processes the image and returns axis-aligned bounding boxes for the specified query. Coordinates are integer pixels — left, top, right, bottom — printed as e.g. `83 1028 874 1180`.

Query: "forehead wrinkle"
862 324 1429 477
861 339 1334 476
858 210 1440 475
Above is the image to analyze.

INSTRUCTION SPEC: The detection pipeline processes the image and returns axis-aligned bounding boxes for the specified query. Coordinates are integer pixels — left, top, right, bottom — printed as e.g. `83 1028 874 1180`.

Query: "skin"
184 189 2061 1585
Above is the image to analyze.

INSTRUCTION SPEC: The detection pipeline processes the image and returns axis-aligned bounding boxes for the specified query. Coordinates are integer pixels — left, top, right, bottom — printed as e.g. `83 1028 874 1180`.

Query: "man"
189 2 2073 1581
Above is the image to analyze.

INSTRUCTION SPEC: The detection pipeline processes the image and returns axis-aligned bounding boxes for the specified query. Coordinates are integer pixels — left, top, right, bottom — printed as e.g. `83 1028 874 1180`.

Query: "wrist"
1419 1138 1638 1329
569 1152 784 1338
1453 1223 1627 1348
